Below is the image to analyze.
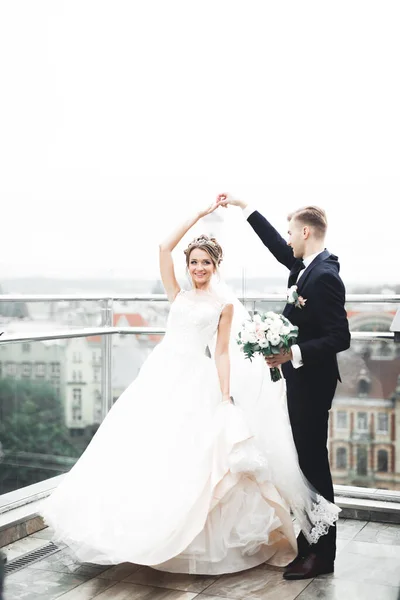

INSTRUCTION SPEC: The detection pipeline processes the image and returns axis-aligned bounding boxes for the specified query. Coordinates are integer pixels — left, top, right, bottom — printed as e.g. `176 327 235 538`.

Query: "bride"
41 200 339 575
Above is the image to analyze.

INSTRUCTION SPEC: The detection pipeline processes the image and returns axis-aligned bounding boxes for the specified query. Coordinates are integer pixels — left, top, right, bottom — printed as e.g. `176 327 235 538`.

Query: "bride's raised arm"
159 201 221 303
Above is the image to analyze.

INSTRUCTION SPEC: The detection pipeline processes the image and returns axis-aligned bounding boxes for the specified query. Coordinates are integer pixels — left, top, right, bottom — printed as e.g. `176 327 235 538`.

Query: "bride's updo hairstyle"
184 235 223 270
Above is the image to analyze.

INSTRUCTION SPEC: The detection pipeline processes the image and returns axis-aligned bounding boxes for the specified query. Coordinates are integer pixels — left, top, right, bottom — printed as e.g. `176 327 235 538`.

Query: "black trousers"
284 365 338 562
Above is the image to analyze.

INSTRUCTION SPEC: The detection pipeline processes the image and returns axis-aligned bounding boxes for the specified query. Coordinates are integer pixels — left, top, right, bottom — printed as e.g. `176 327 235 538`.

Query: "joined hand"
216 193 246 209
265 349 293 368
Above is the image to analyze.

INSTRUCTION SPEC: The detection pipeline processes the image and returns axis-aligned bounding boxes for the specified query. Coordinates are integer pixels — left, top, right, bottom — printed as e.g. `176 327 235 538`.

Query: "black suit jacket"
247 210 351 382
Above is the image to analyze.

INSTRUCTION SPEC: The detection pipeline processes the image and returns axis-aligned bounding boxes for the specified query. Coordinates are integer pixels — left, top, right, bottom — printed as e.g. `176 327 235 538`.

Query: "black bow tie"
288 261 305 288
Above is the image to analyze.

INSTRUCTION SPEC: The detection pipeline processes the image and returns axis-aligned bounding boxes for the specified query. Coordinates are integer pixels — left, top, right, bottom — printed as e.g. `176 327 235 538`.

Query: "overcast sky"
0 1 398 287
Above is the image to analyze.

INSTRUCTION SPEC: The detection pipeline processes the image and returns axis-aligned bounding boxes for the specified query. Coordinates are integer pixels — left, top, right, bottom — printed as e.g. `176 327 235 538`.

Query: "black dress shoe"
286 554 305 569
283 553 334 580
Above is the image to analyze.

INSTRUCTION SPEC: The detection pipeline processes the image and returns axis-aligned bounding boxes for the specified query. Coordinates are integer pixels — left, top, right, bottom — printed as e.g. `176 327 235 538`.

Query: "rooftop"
4 519 400 600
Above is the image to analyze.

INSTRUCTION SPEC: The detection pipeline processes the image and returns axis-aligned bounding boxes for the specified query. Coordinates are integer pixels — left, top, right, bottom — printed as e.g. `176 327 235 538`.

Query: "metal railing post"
101 298 113 418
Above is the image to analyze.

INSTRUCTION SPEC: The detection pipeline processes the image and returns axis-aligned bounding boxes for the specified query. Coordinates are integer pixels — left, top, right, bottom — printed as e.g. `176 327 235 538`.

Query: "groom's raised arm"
243 207 296 270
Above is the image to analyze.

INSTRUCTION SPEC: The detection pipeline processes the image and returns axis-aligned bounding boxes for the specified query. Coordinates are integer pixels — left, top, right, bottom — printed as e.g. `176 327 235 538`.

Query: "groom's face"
287 218 306 259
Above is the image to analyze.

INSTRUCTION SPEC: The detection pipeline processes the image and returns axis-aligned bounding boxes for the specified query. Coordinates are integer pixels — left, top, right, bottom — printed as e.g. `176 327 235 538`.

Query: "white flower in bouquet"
267 331 281 346
237 310 299 382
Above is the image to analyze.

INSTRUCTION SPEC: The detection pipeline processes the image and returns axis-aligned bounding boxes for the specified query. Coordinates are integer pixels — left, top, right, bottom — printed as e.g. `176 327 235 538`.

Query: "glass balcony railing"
0 293 399 502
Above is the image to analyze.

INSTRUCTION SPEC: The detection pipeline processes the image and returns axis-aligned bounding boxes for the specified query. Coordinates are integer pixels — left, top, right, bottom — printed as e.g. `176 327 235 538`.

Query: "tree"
0 378 81 493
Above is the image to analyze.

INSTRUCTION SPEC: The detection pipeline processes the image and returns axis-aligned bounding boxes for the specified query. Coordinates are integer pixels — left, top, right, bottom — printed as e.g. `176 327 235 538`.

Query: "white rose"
269 322 282 335
253 314 262 324
259 338 269 348
248 332 258 344
270 334 281 346
266 311 276 318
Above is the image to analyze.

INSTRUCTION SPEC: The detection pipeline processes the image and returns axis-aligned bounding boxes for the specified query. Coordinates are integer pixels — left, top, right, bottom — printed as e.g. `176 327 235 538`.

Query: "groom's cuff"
242 205 256 220
291 344 303 369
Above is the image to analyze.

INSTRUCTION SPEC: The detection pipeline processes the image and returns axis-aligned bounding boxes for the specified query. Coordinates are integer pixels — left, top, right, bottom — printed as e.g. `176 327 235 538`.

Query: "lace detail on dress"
163 288 227 356
306 494 340 544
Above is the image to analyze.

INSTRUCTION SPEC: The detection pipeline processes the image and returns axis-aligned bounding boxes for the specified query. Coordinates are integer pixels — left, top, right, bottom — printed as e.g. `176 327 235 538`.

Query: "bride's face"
188 248 215 287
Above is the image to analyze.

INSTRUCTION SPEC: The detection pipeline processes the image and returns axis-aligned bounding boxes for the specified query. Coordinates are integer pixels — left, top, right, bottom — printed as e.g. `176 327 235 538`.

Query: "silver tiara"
187 236 216 249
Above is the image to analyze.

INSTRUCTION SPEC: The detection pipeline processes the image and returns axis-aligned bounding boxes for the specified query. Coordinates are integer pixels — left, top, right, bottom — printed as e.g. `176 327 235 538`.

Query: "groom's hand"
216 193 247 210
265 349 293 368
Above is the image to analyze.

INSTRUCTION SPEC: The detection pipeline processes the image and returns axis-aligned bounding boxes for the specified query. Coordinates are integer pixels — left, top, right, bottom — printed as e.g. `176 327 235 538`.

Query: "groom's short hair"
288 206 327 239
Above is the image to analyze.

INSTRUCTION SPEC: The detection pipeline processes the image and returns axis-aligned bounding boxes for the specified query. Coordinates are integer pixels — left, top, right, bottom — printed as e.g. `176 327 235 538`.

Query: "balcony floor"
3 519 400 600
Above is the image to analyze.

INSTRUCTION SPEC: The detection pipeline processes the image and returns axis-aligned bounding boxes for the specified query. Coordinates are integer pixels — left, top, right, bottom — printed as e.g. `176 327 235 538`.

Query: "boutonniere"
287 285 307 309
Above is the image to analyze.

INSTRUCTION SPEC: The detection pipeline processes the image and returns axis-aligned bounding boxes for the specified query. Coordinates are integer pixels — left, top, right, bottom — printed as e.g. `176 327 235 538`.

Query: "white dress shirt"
241 205 324 369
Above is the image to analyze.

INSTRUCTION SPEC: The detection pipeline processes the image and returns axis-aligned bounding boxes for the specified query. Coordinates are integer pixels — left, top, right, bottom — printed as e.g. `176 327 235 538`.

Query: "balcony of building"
1 291 400 600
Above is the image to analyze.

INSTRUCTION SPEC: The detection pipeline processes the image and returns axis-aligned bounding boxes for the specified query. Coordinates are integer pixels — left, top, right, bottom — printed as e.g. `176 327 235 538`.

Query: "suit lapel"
296 249 331 292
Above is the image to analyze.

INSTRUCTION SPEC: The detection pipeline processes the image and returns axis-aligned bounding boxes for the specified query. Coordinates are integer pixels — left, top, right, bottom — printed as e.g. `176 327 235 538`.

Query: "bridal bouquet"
237 311 298 382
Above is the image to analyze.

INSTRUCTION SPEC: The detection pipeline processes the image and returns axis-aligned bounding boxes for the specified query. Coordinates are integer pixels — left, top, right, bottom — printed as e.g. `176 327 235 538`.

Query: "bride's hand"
197 200 221 219
216 193 246 209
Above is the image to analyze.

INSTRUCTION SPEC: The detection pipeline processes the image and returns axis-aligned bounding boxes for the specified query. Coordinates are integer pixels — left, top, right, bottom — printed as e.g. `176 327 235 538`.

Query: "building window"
50 362 60 377
72 352 82 364
336 411 348 430
35 363 46 377
22 343 31 353
357 446 368 476
377 413 389 434
94 390 102 422
72 388 82 421
357 412 368 431
357 379 370 397
6 362 17 376
21 362 32 377
336 447 347 469
377 449 389 472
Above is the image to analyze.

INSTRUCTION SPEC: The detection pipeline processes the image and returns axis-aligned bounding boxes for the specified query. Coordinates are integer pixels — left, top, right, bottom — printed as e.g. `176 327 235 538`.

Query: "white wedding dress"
41 287 339 574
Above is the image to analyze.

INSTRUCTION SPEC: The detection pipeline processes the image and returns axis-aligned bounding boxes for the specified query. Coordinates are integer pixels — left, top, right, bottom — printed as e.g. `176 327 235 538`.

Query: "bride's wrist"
222 394 231 403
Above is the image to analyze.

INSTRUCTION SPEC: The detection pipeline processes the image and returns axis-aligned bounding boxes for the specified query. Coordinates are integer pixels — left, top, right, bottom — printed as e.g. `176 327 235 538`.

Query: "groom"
217 195 350 580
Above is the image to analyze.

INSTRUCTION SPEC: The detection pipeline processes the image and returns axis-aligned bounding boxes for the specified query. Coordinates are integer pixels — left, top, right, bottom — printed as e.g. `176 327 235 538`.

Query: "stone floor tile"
320 551 400 587
335 538 351 555
54 577 118 599
194 596 236 600
344 540 400 560
354 522 400 545
29 547 107 578
94 581 197 599
124 566 218 593
202 565 311 600
336 519 367 540
296 578 400 600
97 562 143 581
4 566 87 599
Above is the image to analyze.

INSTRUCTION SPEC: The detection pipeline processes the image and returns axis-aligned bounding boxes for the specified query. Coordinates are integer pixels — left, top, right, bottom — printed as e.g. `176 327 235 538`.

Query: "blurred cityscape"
0 275 399 496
